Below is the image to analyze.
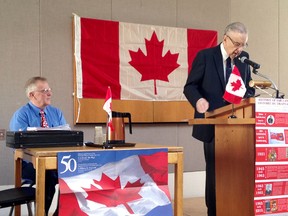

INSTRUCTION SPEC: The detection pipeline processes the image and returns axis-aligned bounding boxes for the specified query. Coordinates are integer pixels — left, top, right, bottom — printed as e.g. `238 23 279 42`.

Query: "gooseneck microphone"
240 56 284 98
238 56 260 69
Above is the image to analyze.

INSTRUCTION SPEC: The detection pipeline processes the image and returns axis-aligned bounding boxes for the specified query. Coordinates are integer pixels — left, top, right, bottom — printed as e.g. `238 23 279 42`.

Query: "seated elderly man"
10 76 67 215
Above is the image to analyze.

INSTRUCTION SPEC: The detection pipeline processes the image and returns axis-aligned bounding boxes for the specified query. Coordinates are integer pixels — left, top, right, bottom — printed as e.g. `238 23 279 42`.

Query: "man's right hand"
196 98 209 113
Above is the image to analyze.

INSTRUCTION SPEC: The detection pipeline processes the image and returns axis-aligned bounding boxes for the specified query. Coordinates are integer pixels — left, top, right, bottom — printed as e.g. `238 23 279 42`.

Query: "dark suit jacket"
184 44 255 142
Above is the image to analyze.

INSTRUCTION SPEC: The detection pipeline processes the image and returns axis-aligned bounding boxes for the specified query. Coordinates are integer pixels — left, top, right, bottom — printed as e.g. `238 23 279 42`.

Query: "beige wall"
231 0 288 96
1 0 287 185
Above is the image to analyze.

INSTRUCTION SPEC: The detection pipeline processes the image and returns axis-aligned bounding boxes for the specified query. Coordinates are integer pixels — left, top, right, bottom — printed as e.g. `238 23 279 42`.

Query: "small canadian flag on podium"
223 66 247 104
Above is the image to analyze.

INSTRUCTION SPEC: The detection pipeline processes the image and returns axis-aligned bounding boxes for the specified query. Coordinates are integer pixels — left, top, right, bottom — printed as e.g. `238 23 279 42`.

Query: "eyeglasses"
226 35 248 48
35 88 52 94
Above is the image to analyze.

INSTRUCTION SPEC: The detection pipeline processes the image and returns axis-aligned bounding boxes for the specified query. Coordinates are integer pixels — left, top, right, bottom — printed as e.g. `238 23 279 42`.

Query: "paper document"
27 124 71 131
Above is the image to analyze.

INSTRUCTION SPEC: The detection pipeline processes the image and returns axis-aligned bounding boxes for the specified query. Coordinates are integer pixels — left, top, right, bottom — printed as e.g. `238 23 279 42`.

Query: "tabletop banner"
57 148 172 216
254 98 288 216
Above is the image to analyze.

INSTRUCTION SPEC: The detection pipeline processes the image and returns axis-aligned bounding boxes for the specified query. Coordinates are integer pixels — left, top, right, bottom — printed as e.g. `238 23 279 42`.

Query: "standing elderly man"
184 22 255 216
10 76 67 215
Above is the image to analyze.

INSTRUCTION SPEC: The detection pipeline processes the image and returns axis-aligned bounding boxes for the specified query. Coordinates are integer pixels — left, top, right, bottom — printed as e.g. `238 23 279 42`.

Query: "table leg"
14 155 22 216
174 152 184 216
36 157 46 216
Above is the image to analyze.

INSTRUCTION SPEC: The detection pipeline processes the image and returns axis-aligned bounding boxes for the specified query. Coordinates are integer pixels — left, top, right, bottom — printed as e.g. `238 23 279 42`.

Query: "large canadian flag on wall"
74 14 217 101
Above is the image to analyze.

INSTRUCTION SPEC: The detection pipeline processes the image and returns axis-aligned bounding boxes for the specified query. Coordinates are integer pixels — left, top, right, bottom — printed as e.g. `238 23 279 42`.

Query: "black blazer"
184 44 255 142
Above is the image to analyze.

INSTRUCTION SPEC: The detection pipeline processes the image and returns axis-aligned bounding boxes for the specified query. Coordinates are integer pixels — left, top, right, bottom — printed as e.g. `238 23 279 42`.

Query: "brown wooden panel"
216 124 255 216
74 98 153 124
153 101 194 122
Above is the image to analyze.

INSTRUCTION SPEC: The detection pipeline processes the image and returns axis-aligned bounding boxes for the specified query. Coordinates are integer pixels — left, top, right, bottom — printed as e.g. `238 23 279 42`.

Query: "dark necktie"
40 109 49 128
226 57 232 84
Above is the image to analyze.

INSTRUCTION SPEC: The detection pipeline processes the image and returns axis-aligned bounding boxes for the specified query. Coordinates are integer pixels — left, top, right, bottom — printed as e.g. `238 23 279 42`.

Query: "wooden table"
14 143 183 216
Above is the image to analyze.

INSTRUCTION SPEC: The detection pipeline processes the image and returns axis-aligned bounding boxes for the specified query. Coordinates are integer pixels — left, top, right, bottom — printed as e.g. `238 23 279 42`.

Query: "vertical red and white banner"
254 98 288 215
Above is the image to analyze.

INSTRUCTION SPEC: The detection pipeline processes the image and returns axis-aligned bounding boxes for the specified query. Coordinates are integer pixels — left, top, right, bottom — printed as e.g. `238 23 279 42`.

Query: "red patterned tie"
40 109 49 128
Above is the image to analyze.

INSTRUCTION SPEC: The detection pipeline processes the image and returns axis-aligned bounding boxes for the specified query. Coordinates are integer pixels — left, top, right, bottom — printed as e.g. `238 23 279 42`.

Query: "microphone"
249 80 272 89
239 56 260 69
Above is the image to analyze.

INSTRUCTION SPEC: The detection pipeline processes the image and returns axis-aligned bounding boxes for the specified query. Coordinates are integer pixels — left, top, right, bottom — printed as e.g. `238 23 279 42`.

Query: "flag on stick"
103 86 114 131
223 66 247 104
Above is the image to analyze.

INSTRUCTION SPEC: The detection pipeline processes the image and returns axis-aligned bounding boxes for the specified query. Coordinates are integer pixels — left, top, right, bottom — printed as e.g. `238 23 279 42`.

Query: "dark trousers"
22 161 58 215
204 138 216 216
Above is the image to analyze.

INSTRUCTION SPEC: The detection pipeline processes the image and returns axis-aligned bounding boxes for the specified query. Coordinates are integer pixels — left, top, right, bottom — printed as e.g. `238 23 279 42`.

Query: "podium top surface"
188 98 256 125
205 98 255 118
189 118 255 125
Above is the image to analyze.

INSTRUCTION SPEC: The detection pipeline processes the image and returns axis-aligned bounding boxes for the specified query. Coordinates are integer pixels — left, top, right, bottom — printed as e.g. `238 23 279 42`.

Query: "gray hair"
224 22 248 35
25 76 47 98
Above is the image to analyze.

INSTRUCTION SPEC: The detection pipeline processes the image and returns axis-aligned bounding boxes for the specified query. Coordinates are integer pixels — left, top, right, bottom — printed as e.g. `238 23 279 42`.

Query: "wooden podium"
189 98 256 216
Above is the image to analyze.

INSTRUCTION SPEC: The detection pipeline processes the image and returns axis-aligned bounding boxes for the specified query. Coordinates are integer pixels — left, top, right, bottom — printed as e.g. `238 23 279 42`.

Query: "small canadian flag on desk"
103 86 114 131
223 66 246 104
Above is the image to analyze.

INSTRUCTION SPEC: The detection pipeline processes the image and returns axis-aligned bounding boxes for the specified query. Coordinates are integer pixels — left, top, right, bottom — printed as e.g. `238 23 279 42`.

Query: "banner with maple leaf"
57 148 172 216
74 14 217 101
223 66 247 104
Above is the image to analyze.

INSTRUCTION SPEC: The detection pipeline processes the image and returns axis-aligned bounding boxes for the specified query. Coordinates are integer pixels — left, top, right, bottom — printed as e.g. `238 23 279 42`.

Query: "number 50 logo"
60 155 77 174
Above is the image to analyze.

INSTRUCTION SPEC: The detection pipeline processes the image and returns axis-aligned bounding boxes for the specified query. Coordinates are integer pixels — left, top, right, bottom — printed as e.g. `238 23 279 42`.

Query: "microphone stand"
254 86 273 97
252 68 283 99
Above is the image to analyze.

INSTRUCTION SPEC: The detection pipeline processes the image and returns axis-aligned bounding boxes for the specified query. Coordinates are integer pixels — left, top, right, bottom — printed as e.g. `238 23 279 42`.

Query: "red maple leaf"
230 79 243 91
129 31 180 95
82 173 144 214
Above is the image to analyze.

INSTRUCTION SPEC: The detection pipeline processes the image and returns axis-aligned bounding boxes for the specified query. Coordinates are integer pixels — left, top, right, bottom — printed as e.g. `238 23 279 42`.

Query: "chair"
0 180 35 216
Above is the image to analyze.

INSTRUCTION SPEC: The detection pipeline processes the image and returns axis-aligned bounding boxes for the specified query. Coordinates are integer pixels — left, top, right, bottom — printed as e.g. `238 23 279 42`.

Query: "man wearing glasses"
10 76 67 215
10 76 66 131
184 22 255 216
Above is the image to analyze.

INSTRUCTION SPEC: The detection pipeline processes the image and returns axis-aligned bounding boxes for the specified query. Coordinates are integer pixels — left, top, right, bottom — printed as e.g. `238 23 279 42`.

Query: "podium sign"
189 98 288 215
254 98 288 215
189 98 255 216
57 148 172 216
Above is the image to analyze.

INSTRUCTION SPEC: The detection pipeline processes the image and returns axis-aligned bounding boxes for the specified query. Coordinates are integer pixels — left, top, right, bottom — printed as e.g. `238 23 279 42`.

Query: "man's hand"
196 98 209 113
